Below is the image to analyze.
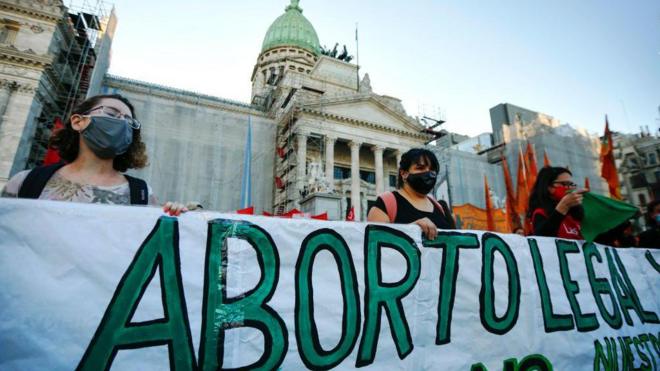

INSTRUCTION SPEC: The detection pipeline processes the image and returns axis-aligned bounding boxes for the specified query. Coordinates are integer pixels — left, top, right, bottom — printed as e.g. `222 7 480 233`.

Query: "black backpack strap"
123 174 148 205
439 200 456 229
17 163 67 199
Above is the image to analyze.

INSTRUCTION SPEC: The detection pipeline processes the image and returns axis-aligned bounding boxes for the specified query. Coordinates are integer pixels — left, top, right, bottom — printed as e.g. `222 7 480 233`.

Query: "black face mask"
406 171 437 194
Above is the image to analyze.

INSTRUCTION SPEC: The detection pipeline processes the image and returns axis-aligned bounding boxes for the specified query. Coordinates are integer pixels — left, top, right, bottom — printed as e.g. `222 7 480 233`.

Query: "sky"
75 0 659 137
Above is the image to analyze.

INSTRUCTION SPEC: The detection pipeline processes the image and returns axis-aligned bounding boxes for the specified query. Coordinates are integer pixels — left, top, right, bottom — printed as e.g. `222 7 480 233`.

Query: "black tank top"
373 191 455 229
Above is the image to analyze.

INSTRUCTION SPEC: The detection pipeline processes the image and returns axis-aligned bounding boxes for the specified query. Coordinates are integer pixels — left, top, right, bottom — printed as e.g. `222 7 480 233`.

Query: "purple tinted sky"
96 0 659 137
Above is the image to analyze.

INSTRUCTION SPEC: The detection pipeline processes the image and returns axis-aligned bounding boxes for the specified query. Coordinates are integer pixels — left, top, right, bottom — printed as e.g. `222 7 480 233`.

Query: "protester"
639 200 660 248
528 167 585 239
594 220 638 247
367 148 455 239
1 94 186 215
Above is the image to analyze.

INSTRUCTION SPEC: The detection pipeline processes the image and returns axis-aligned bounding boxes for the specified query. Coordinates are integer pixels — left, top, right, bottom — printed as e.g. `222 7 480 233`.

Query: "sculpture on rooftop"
320 43 354 63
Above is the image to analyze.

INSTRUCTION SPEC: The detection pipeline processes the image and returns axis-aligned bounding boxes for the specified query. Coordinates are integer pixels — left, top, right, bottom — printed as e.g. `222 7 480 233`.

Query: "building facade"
613 131 660 228
0 0 63 187
99 0 431 219
431 103 608 214
0 0 115 187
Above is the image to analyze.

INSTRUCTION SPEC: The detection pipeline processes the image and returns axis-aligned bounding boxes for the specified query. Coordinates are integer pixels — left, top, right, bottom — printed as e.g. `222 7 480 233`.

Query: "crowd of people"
366 148 658 248
1 94 658 248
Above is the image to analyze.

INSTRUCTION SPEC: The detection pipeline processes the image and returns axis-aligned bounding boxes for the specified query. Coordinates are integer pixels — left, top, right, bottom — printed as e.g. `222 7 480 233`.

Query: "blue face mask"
81 116 133 159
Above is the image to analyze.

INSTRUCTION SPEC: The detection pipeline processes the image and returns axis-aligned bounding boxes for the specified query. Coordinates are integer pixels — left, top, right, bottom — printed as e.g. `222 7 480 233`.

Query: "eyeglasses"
83 106 141 129
552 181 577 188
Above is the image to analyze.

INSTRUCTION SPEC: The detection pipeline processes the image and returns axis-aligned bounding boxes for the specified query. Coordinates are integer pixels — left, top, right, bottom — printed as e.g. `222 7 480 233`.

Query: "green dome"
261 0 320 55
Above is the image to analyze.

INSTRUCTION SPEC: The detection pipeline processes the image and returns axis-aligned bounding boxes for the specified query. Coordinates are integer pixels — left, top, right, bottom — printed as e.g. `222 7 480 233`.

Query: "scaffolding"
272 90 329 214
26 0 114 168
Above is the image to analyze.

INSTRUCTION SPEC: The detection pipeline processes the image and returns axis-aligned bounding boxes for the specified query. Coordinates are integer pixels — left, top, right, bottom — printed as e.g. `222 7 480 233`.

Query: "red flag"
236 206 254 215
275 176 285 189
42 117 64 165
516 148 530 217
276 147 285 159
584 177 591 191
543 151 551 168
346 207 355 221
525 142 538 191
311 212 328 220
282 208 302 218
484 176 495 231
501 155 520 233
600 116 621 199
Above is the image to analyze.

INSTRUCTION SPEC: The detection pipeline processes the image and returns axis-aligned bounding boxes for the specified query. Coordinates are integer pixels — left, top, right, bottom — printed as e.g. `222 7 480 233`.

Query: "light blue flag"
240 116 252 209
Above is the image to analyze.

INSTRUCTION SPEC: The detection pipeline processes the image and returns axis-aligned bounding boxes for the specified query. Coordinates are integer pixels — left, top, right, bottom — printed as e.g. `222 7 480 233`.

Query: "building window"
647 153 657 165
628 156 639 169
334 166 350 180
360 170 375 184
389 174 397 187
638 194 647 206
630 173 648 189
0 19 20 45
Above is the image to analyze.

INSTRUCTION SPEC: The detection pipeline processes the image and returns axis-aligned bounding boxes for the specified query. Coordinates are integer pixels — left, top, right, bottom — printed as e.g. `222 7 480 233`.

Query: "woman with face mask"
1 94 185 215
367 148 455 240
528 167 586 239
638 200 660 248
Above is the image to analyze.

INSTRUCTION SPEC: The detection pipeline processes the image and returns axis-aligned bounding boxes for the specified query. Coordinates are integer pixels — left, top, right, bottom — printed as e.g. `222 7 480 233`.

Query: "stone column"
395 149 403 168
372 145 384 194
0 85 37 187
349 140 362 221
296 132 307 196
325 135 336 189
0 82 17 129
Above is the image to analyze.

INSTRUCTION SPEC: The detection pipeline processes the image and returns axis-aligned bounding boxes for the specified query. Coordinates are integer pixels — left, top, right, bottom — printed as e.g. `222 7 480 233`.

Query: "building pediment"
300 94 429 138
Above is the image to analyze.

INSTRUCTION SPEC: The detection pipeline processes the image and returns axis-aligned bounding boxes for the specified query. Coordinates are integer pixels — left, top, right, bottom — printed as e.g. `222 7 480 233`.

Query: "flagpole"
445 164 453 211
240 115 253 209
355 22 360 91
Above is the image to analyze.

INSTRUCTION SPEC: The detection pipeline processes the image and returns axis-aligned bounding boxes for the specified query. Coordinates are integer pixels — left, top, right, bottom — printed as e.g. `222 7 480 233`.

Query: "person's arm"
367 197 390 223
532 210 564 237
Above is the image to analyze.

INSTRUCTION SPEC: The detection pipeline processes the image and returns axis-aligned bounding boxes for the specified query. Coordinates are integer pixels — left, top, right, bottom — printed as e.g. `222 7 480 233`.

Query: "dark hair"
646 199 660 227
49 94 148 172
528 166 583 220
397 148 439 188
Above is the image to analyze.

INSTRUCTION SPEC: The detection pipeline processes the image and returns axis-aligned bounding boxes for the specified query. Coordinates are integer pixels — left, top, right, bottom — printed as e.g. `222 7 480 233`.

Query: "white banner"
0 199 658 371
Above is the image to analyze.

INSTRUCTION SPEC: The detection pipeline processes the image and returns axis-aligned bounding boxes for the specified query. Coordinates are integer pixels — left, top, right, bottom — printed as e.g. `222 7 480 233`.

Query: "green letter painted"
471 354 552 371
77 217 196 371
556 240 599 332
528 239 574 332
198 220 287 370
480 233 520 335
633 336 653 370
422 231 479 344
583 243 622 330
295 229 360 370
356 225 421 367
518 354 553 371
639 334 658 370
594 339 616 371
605 249 660 325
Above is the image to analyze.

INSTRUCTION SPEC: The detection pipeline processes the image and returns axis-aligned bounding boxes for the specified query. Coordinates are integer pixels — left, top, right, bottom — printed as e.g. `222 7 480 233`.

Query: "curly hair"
48 94 148 172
